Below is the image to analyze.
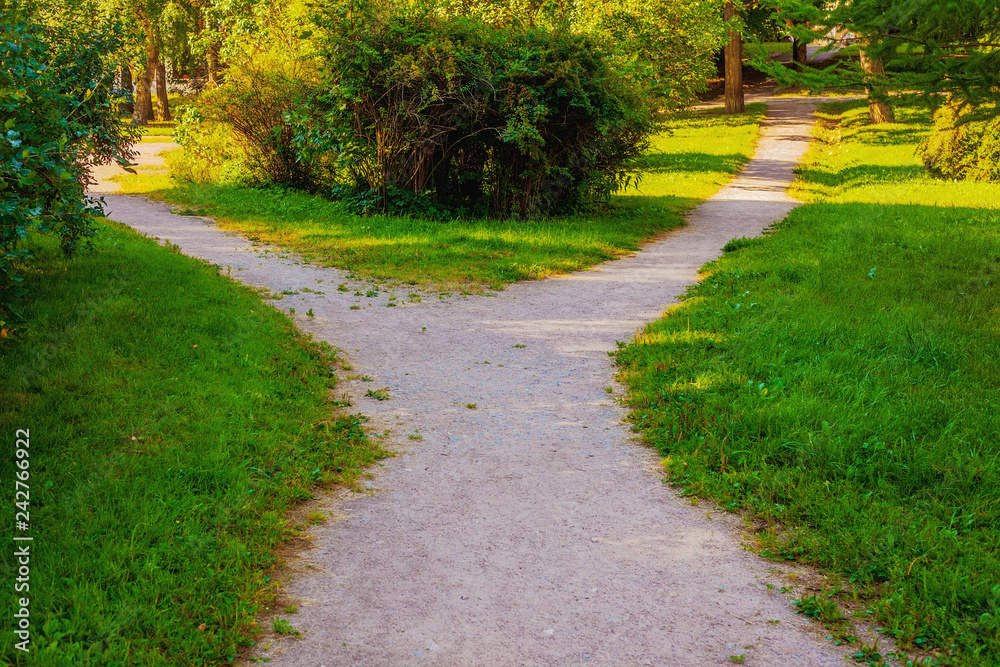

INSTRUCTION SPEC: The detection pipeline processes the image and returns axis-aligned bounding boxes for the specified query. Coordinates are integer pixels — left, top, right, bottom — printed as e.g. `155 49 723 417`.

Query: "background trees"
170 0 731 213
758 0 1000 125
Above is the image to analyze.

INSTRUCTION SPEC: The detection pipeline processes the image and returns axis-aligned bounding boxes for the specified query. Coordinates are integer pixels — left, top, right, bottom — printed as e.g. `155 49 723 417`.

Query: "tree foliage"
0 5 138 326
921 102 1000 181
758 0 1000 119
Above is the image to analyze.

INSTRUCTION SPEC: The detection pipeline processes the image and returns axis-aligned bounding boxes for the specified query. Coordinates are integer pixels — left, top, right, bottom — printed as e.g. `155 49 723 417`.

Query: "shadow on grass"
795 163 926 190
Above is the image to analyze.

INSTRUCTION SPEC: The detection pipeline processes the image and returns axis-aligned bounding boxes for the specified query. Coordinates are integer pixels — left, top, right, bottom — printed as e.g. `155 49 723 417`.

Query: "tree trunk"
723 1 744 114
793 37 808 64
132 66 152 126
119 66 134 116
859 46 895 124
207 41 221 86
132 13 157 126
155 61 171 121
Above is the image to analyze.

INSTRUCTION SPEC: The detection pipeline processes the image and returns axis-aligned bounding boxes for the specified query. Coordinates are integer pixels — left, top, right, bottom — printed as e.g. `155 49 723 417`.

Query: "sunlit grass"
617 98 1000 665
115 104 766 291
792 100 1000 208
744 41 792 60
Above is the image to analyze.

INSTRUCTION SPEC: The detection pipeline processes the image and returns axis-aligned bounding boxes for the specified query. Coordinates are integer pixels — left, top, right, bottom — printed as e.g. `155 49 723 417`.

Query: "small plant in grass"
360 375 373 382
728 655 745 663
283 606 299 614
513 343 527 348
408 433 423 440
465 403 477 409
794 595 845 623
306 308 315 318
851 641 885 666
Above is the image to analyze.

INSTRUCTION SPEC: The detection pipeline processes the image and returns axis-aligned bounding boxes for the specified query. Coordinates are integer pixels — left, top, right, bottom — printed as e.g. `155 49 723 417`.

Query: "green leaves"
0 11 137 326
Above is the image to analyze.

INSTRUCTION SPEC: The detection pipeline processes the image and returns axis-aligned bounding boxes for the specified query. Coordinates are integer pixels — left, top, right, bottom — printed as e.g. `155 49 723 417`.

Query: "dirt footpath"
98 97 853 665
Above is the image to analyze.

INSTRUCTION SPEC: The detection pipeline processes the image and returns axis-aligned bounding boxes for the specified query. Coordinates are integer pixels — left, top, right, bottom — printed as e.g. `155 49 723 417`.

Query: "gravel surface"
96 96 853 666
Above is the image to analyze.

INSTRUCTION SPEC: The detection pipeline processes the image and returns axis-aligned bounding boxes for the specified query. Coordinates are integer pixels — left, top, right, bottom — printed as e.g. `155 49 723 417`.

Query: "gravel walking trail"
98 96 850 665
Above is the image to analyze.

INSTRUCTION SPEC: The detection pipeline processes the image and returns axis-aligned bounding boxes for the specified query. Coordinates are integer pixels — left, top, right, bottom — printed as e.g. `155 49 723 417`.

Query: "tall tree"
724 0 744 114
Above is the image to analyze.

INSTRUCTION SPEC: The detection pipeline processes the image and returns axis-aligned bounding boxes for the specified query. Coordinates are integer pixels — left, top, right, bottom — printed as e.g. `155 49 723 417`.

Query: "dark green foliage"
309 9 656 217
921 103 1000 182
0 8 137 327
758 0 1000 117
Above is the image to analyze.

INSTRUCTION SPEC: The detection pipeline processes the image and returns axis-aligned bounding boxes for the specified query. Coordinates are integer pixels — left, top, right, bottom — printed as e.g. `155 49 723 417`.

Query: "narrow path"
100 97 846 665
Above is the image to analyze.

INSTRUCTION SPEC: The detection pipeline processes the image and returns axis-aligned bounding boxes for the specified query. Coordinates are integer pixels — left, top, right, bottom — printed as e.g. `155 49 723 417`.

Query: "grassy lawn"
135 121 176 143
114 104 766 291
0 222 388 665
616 99 1000 665
744 40 793 60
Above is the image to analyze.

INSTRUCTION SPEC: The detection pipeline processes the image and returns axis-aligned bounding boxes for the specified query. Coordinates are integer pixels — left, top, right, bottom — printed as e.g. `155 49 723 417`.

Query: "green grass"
114 104 766 291
616 99 1000 665
134 121 176 142
744 41 793 60
0 222 388 665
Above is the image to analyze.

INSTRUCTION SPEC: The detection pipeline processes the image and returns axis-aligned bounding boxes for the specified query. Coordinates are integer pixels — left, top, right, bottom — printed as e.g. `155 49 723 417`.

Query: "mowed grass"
114 104 766 291
0 223 388 665
616 99 1000 664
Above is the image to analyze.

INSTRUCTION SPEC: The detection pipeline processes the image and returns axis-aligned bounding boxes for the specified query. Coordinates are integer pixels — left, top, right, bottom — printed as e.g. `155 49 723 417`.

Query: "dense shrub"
310 10 658 217
196 70 327 190
169 106 249 184
921 102 1000 182
0 10 137 326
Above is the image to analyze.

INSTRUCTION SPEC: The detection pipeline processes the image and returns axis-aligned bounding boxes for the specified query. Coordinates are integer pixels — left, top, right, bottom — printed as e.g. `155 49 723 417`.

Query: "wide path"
101 97 845 665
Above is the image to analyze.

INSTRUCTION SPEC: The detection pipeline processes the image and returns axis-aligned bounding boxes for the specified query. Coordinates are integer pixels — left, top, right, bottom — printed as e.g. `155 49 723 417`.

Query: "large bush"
921 102 1000 182
0 9 137 326
310 10 658 217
